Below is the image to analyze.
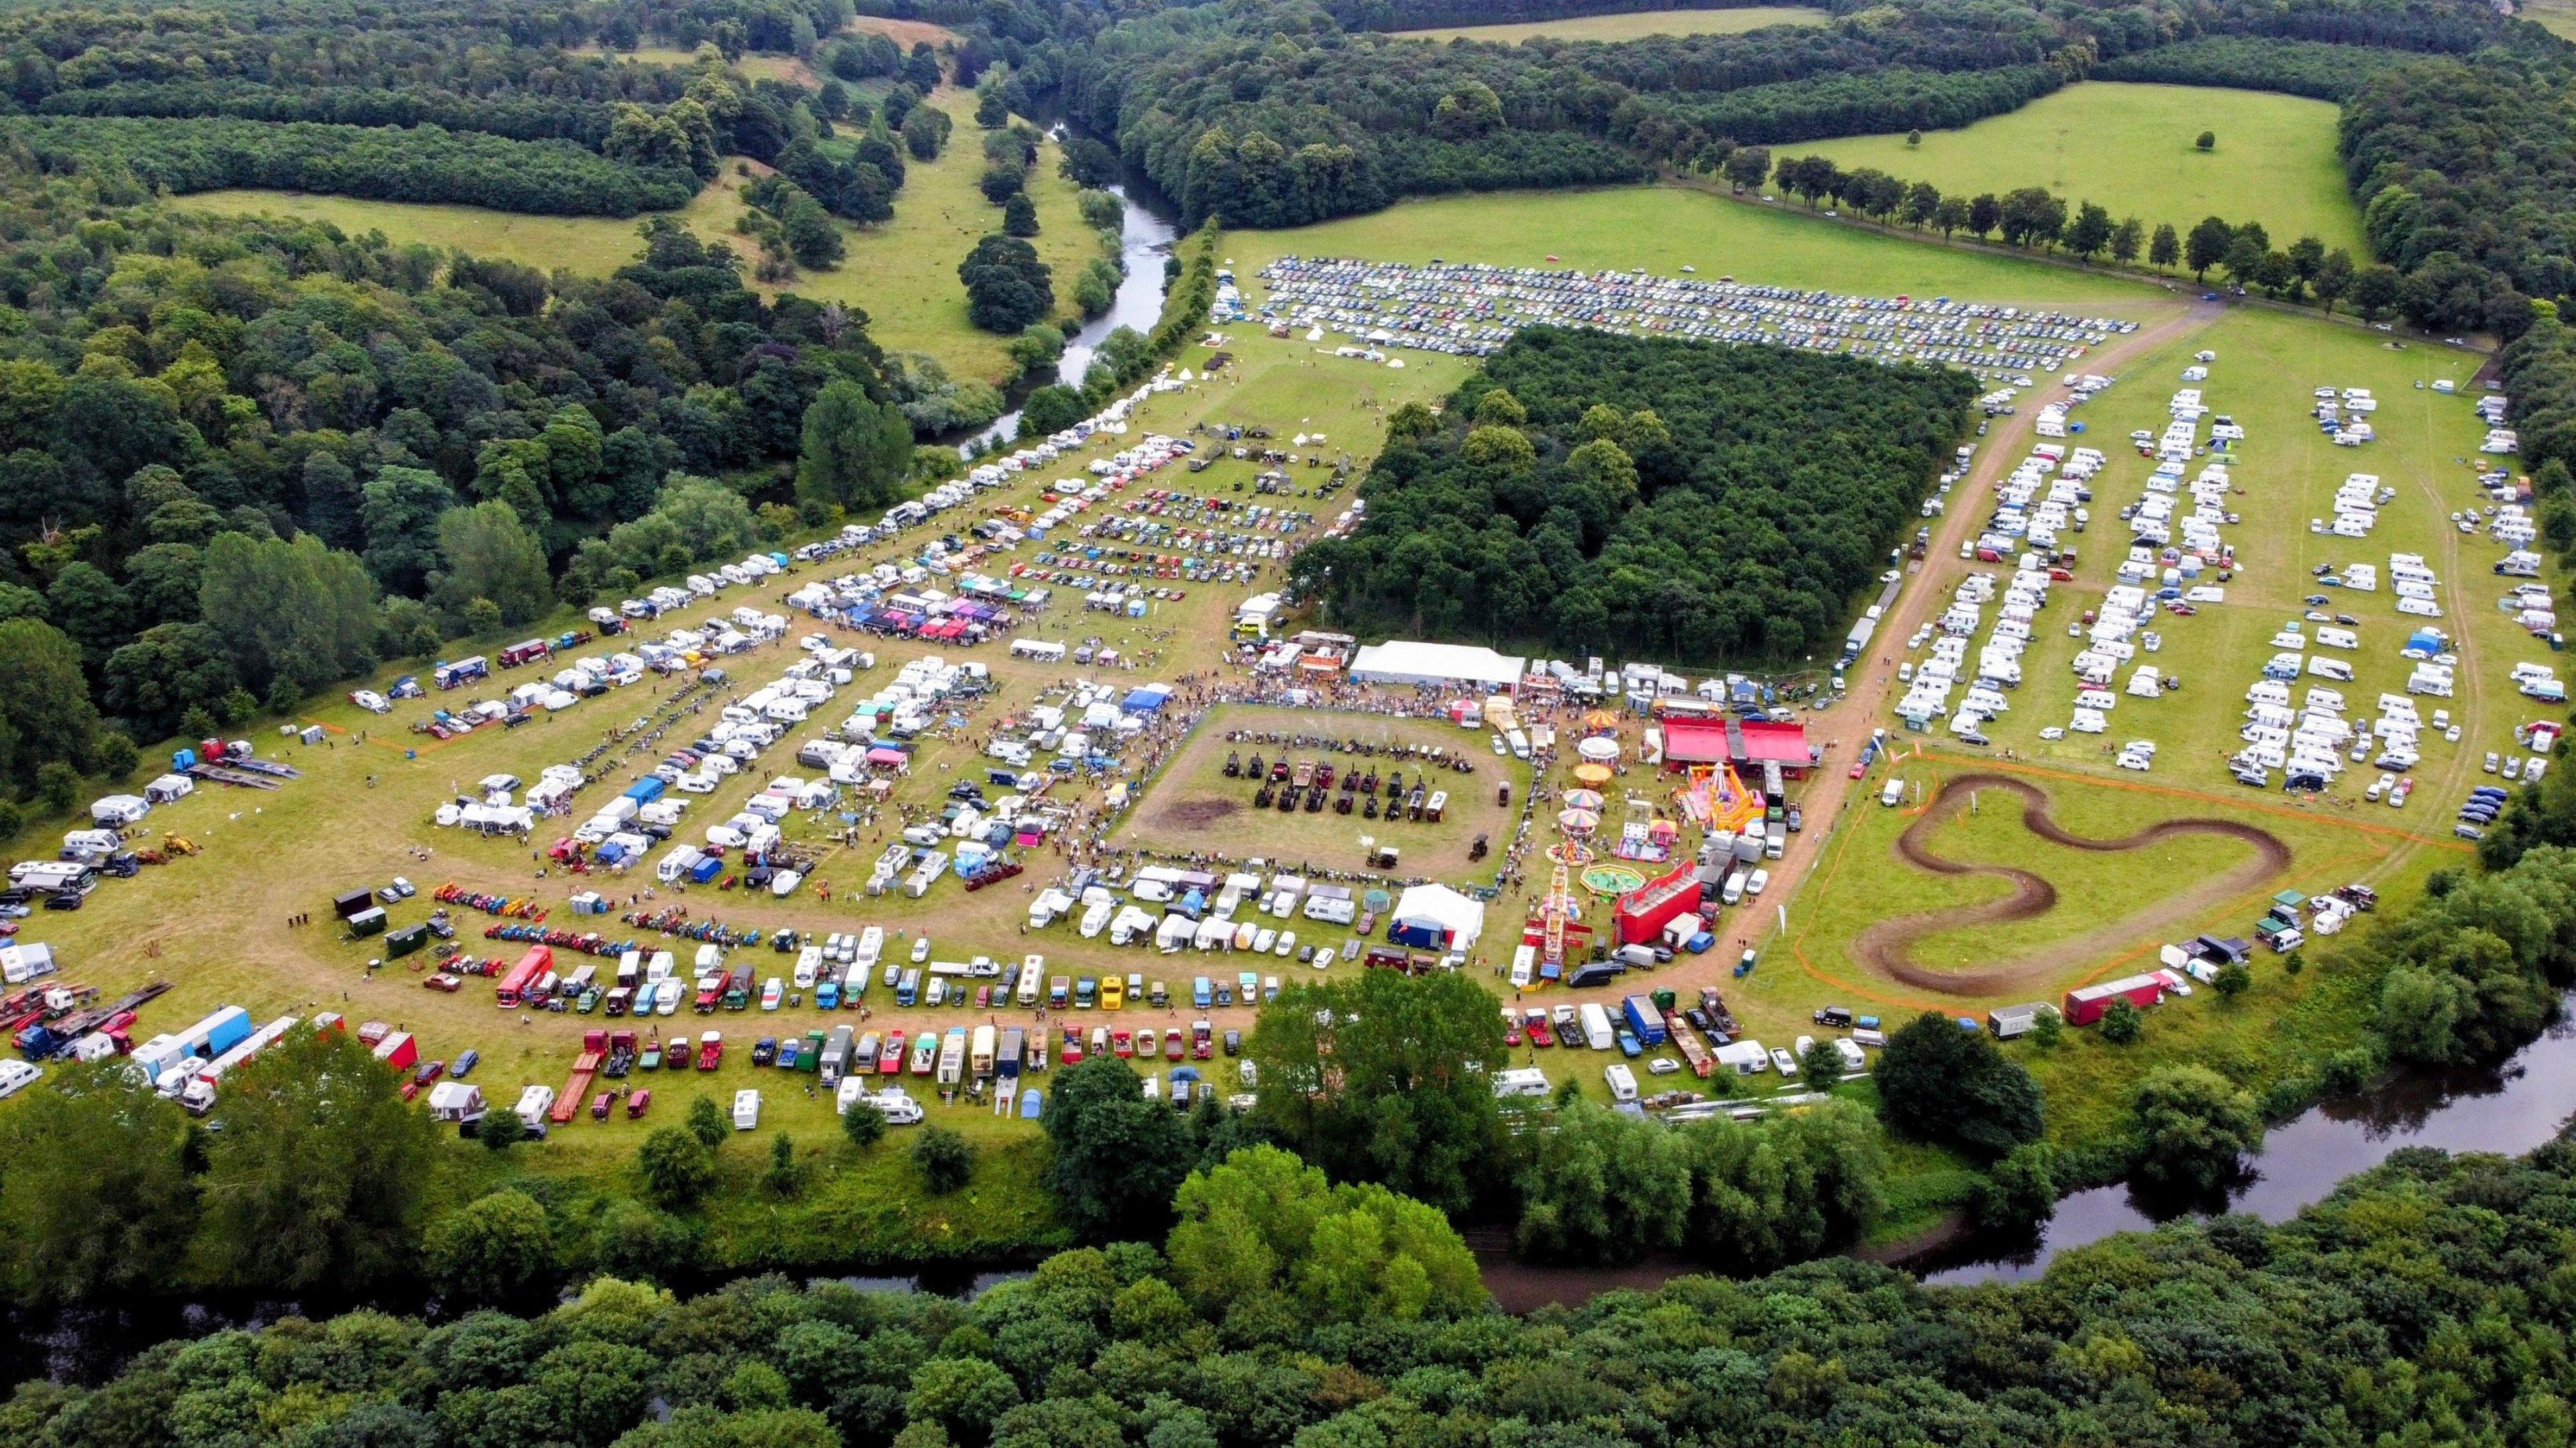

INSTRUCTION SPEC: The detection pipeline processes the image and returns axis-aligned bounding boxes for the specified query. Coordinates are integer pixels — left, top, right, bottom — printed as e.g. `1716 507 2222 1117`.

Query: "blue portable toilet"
172 747 197 771
1018 1089 1042 1119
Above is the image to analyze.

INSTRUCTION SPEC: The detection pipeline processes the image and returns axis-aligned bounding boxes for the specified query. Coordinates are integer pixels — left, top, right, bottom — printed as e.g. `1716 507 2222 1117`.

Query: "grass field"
1790 82 2369 260
1392 5 1825 42
182 183 751 276
180 90 1107 384
1228 183 2171 311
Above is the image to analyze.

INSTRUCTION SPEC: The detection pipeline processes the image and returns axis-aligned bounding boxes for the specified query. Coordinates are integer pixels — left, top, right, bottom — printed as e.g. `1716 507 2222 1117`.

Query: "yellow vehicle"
1100 975 1124 1011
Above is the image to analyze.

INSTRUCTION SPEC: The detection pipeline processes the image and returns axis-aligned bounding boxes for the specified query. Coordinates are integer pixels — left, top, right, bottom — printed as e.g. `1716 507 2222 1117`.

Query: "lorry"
1621 995 1669 1047
1576 1002 1615 1050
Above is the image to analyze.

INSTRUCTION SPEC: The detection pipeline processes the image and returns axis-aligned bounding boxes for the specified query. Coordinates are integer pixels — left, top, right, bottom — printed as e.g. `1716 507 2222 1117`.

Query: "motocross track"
1852 773 2289 995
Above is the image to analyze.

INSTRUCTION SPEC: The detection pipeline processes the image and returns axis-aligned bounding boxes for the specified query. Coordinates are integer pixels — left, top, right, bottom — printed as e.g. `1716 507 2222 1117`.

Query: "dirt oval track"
1852 773 2290 996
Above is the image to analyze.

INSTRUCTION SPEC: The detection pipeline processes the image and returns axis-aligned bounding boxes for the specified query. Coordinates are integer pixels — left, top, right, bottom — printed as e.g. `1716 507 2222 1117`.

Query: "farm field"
1228 183 2171 311
1790 82 2370 260
2523 0 2576 38
179 89 1104 385
1391 5 1825 43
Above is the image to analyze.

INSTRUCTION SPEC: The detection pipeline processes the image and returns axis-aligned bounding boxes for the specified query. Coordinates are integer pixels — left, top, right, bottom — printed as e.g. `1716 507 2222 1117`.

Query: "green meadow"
1393 6 1825 43
1790 82 2369 259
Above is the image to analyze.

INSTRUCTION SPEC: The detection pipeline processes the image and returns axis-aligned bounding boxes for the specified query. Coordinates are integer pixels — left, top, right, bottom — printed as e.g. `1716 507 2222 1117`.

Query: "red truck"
697 1033 723 1071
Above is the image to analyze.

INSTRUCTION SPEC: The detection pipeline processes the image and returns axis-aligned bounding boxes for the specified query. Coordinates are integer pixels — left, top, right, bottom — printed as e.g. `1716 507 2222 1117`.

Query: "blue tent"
1018 1089 1042 1119
1122 685 1171 713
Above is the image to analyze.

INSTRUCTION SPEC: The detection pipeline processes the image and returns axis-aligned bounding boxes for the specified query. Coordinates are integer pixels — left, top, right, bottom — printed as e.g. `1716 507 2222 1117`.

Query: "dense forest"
14 1125 2576 1448
1288 327 1975 662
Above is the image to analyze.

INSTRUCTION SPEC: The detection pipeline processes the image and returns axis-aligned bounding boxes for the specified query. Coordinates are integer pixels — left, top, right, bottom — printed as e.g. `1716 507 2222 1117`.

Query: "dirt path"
1851 773 2290 995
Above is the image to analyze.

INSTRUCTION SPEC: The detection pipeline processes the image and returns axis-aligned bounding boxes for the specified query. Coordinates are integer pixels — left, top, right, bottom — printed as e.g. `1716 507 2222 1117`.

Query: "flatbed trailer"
551 1050 602 1122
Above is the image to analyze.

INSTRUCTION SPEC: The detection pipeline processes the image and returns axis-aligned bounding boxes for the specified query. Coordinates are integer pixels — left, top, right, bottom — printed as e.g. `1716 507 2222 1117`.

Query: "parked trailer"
2062 972 2164 1026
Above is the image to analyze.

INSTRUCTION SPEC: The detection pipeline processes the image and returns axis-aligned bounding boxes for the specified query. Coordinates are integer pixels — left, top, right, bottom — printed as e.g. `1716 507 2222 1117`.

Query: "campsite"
0 175 2531 1242
0 0 2567 1331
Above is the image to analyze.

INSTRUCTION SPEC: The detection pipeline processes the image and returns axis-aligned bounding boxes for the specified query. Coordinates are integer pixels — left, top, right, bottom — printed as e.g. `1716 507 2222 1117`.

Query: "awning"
1663 717 1730 764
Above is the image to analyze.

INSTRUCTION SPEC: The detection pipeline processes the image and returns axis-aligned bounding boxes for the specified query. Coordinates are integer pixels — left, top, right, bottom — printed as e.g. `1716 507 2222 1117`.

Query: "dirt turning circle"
1851 773 2290 996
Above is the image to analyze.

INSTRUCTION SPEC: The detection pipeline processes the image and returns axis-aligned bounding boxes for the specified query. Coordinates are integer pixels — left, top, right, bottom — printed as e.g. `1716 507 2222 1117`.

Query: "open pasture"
1229 183 2169 311
1788 82 2369 259
1392 5 1825 43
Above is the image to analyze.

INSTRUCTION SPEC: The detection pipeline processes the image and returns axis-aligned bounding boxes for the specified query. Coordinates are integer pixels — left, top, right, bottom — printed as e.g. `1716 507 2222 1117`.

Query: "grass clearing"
1790 82 2368 259
1392 5 1825 43
1228 183 2169 311
180 184 742 275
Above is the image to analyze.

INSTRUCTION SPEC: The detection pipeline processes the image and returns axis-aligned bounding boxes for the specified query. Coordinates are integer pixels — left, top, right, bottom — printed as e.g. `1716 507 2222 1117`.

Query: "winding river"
963 182 1182 454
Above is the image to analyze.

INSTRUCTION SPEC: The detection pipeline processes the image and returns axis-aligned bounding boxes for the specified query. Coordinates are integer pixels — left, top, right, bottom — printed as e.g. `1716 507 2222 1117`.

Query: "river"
963 182 1182 454
1917 1001 2576 1283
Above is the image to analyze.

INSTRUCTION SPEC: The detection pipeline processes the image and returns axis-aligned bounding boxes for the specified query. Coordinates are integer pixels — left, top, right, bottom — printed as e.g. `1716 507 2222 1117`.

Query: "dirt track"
1852 773 2289 995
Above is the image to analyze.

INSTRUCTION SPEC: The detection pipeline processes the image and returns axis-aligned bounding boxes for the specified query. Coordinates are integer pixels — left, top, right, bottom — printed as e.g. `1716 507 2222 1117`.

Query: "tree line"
3 115 702 217
1289 327 1974 663
13 1076 2576 1448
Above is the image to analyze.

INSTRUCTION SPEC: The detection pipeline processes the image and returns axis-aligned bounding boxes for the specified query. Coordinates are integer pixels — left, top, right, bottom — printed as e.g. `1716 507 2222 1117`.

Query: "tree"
1512 1098 1691 1264
1971 1141 2059 1234
1247 971 1509 1212
1681 1101 1886 1270
0 1064 196 1304
2131 1064 2260 1194
841 1097 886 1150
1905 127 1921 147
639 1127 716 1208
1931 194 1970 237
2063 201 2112 260
780 197 844 270
2351 263 2403 321
2100 997 2145 1044
796 380 913 515
2149 221 2180 269
430 502 552 628
1998 187 2065 248
2196 129 2216 150
92 731 136 782
0 618 104 791
478 1106 527 1151
1166 1145 1484 1323
103 622 235 743
2185 217 2234 280
1873 1013 2043 1159
1900 180 1941 229
45 563 129 673
2110 216 2143 264
908 1355 1020 1439
2314 249 2356 313
958 235 1055 333
904 107 951 162
1966 192 2000 239
979 163 1027 203
1042 1056 1189 1242
198 1030 438 1291
1059 137 1120 188
1001 192 1039 237
424 1190 555 1304
1722 146 1769 190
2214 960 2252 999
975 89 1008 128
1799 1038 1844 1091
911 1126 975 1194
765 1133 803 1197
686 1094 729 1147
198 533 379 696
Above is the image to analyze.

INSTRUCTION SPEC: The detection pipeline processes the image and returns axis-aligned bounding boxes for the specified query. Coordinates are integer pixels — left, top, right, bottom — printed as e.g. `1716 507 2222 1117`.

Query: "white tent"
1389 883 1487 952
1348 641 1526 692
